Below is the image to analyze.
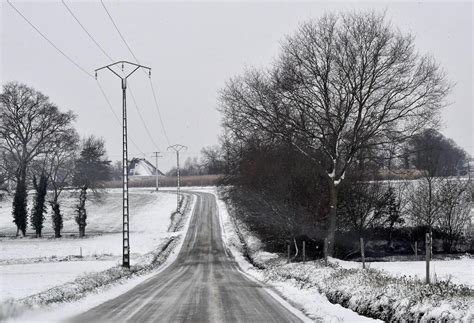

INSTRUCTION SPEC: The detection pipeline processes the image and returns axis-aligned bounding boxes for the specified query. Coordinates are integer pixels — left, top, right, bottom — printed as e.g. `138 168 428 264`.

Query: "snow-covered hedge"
265 262 473 321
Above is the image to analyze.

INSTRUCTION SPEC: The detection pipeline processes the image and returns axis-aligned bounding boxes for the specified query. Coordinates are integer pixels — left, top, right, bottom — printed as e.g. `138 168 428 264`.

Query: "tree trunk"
327 182 338 257
76 186 87 238
51 200 62 238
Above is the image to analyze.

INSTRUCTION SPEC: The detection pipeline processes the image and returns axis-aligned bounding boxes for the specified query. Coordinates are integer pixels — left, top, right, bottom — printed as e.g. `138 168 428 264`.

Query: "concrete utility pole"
167 144 187 212
152 152 163 191
95 61 151 268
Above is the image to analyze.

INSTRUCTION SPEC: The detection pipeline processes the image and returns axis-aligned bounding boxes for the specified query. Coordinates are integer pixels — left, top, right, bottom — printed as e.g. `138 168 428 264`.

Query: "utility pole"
167 144 187 213
152 152 162 191
95 61 151 268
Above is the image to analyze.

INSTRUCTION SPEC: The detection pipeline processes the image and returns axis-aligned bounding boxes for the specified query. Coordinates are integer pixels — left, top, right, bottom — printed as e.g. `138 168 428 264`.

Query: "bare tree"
408 177 444 238
220 12 449 255
0 82 75 236
437 178 472 252
46 130 80 238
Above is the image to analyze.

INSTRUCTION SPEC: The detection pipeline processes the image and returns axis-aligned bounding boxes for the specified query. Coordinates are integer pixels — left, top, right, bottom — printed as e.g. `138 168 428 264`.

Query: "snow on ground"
5 192 197 322
0 189 177 302
330 257 474 288
0 261 116 301
199 188 379 322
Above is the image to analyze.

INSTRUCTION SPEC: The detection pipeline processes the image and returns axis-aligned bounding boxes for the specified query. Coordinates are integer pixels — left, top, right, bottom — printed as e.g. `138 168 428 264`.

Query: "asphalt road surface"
74 191 305 322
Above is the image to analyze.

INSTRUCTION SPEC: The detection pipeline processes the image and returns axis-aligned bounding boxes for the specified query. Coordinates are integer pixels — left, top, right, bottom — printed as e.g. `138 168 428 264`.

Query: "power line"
100 0 171 146
128 84 161 151
100 0 140 64
96 79 146 156
7 0 148 157
149 78 171 146
59 0 158 155
61 0 114 62
6 0 93 78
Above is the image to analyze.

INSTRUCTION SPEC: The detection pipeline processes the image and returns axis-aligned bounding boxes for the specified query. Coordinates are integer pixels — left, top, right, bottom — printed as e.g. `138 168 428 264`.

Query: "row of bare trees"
219 11 451 256
0 82 110 238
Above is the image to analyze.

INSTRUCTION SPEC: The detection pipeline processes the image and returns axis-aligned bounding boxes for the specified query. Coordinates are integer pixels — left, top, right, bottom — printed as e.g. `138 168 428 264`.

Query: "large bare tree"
220 12 449 255
0 82 75 236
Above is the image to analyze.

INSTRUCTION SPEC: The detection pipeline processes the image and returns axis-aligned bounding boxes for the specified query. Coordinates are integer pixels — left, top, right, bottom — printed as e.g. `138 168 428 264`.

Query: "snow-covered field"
331 257 473 288
0 189 177 302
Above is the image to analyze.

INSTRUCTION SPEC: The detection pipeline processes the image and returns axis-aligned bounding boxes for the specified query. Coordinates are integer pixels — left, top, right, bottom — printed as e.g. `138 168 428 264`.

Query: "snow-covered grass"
0 189 179 306
215 188 474 322
331 257 474 288
0 261 116 300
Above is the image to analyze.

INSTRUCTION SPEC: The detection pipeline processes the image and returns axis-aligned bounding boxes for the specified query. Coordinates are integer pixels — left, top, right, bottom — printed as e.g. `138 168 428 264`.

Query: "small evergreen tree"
383 187 403 248
31 173 48 237
12 178 28 236
72 136 110 237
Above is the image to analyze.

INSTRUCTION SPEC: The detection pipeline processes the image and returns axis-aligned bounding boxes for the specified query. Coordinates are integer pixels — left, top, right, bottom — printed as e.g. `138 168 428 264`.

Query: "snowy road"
73 191 305 322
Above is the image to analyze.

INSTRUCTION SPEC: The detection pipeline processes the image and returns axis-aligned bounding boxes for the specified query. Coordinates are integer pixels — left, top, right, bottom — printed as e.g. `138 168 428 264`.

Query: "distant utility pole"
152 152 163 191
95 61 151 269
167 144 187 212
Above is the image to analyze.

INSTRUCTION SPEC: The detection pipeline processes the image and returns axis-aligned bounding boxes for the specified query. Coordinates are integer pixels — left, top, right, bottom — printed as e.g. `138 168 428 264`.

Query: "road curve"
73 191 304 322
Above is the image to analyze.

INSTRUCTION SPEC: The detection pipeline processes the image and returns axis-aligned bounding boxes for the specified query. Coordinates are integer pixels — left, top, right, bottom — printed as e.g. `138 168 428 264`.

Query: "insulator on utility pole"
95 60 151 269
167 144 187 213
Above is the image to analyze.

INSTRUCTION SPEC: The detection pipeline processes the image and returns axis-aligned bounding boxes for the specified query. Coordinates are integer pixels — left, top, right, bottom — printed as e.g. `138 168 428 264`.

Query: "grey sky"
1 0 472 171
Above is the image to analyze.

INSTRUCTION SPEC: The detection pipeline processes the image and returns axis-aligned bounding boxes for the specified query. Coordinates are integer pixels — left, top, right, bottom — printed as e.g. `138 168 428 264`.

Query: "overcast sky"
1 0 472 171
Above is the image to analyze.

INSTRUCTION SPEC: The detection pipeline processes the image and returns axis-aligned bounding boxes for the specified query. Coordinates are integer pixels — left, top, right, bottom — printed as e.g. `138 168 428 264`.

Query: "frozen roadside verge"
212 187 473 322
0 193 197 322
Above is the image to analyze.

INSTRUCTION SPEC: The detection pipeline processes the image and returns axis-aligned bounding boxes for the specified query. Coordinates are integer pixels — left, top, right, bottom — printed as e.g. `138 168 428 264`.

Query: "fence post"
287 244 291 264
360 237 365 269
425 233 430 284
323 237 328 266
414 241 418 260
303 241 306 263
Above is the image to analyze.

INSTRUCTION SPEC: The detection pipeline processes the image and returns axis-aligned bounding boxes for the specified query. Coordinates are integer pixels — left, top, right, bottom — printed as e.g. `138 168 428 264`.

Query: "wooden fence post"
287 244 291 264
323 238 328 266
360 237 365 269
425 233 430 284
415 241 418 260
303 241 306 263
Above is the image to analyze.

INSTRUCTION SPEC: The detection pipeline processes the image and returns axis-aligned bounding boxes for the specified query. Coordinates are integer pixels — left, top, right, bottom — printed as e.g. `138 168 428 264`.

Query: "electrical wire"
96 80 146 156
6 0 93 78
100 0 140 64
100 0 172 146
61 0 114 62
62 0 164 151
60 0 161 153
149 77 171 146
128 84 161 151
7 0 147 156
